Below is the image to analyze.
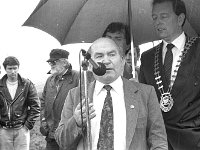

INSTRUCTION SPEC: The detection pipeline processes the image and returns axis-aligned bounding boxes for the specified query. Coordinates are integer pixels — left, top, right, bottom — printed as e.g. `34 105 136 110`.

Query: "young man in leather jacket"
0 56 40 150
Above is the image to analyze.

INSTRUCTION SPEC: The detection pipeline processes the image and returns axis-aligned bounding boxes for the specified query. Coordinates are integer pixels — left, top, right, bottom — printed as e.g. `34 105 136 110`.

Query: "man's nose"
11 69 15 73
102 56 111 66
154 17 162 26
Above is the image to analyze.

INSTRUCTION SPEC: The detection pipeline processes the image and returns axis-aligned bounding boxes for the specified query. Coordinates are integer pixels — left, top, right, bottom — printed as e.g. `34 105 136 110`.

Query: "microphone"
81 49 106 76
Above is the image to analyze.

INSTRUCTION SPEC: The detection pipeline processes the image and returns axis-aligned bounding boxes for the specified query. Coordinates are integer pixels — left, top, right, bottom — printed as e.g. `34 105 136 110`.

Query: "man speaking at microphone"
55 38 168 150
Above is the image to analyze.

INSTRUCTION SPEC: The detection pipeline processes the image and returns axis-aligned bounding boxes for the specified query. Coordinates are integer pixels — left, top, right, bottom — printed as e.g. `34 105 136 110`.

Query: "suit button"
194 82 198 86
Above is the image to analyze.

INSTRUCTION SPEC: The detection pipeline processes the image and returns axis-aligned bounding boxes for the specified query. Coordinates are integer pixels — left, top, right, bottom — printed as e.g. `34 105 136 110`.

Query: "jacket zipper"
1 89 24 121
0 82 26 121
9 90 24 121
8 105 11 120
12 90 24 104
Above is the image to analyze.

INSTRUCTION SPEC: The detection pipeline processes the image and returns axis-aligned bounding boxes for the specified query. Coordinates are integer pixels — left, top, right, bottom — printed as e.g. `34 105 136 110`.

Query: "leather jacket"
0 74 40 129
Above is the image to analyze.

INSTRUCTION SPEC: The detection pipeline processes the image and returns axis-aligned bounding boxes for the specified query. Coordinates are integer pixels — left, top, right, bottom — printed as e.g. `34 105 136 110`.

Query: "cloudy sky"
0 0 157 87
0 0 92 86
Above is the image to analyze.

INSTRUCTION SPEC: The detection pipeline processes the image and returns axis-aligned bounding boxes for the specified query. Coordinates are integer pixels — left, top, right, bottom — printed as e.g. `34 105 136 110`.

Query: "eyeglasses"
48 60 59 66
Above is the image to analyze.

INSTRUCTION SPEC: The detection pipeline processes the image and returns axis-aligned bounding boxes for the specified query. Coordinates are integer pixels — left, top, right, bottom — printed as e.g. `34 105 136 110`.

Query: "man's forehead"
91 38 118 51
152 1 173 14
6 65 18 68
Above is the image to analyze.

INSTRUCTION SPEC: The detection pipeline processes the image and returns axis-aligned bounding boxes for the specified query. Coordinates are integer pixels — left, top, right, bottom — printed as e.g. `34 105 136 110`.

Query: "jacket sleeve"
55 89 85 149
39 80 49 136
24 80 40 130
146 86 168 150
40 80 48 121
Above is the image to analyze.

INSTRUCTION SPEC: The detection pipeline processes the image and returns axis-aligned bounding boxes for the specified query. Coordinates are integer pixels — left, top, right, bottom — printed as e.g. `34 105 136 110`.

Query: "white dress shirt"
90 77 126 150
162 32 186 82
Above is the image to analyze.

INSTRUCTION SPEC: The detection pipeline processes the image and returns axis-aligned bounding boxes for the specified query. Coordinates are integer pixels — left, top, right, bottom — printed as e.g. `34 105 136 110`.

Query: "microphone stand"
81 57 92 150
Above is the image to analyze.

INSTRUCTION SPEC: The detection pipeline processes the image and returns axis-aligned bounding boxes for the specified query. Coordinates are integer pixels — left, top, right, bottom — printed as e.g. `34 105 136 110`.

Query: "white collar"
95 76 123 95
163 32 186 50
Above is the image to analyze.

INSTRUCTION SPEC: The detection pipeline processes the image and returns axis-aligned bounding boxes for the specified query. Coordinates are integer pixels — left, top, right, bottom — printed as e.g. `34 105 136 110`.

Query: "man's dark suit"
139 37 200 150
55 77 168 150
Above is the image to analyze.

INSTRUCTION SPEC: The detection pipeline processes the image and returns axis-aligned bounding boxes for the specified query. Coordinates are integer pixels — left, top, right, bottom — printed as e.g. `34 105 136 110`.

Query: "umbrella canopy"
23 0 199 46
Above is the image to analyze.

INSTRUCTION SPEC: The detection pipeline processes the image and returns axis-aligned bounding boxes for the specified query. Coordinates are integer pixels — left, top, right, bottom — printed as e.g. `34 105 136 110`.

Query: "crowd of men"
0 0 200 150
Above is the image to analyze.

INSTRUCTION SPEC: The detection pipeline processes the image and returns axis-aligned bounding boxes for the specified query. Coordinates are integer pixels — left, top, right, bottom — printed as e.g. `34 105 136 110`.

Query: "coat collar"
122 78 140 149
171 36 198 97
0 74 25 87
0 74 27 102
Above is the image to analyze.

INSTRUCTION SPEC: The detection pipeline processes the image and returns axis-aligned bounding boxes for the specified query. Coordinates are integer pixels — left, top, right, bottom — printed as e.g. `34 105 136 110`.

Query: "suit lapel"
123 79 139 149
171 36 195 98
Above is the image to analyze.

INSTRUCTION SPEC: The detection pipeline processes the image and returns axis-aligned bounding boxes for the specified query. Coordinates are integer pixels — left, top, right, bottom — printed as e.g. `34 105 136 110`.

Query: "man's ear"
178 13 185 27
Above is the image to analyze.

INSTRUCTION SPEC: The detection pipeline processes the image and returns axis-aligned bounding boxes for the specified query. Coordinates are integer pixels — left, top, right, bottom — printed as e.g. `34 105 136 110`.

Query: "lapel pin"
130 105 134 109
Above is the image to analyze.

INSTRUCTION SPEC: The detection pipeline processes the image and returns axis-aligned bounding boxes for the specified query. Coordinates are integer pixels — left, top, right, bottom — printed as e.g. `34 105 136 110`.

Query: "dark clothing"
139 37 200 150
0 74 40 130
40 68 79 148
123 62 133 79
45 139 61 150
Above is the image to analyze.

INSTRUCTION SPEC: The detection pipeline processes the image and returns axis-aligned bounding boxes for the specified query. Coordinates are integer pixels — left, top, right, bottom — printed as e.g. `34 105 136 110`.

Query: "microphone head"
92 62 106 76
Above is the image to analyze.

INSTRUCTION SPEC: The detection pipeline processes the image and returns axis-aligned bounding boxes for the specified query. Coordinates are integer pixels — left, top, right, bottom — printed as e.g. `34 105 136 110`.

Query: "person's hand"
73 99 96 127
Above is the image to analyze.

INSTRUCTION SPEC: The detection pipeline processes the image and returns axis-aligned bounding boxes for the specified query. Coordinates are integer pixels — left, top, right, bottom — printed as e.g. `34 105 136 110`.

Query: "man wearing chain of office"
139 0 200 149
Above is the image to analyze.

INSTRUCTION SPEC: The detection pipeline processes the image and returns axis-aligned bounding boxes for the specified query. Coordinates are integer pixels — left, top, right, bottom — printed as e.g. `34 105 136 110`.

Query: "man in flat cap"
40 49 79 150
0 56 40 150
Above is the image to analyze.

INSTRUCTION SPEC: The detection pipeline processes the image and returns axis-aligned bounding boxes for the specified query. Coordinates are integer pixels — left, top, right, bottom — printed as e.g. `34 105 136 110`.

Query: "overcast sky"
0 0 157 86
0 0 92 85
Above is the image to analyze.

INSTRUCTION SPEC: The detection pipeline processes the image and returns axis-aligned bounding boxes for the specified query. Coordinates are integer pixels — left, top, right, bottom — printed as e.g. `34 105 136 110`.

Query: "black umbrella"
23 0 199 46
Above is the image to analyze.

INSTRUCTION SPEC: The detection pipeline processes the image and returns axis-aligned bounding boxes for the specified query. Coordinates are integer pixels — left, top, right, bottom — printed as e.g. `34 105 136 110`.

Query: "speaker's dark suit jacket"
139 37 200 150
55 77 168 150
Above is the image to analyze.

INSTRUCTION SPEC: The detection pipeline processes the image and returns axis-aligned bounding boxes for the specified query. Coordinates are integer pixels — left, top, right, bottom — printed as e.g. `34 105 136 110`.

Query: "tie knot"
103 85 112 92
166 43 174 50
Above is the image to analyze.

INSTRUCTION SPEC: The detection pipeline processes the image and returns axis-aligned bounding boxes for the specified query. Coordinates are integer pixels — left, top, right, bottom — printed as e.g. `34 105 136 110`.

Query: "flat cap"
47 49 69 62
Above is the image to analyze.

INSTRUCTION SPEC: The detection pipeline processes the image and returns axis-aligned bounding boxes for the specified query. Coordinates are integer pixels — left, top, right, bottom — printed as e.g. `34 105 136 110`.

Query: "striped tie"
97 85 114 150
164 43 174 87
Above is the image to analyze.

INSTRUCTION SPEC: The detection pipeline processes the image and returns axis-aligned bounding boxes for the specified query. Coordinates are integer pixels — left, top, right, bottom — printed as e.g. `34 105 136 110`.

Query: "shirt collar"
163 32 186 50
95 76 123 95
